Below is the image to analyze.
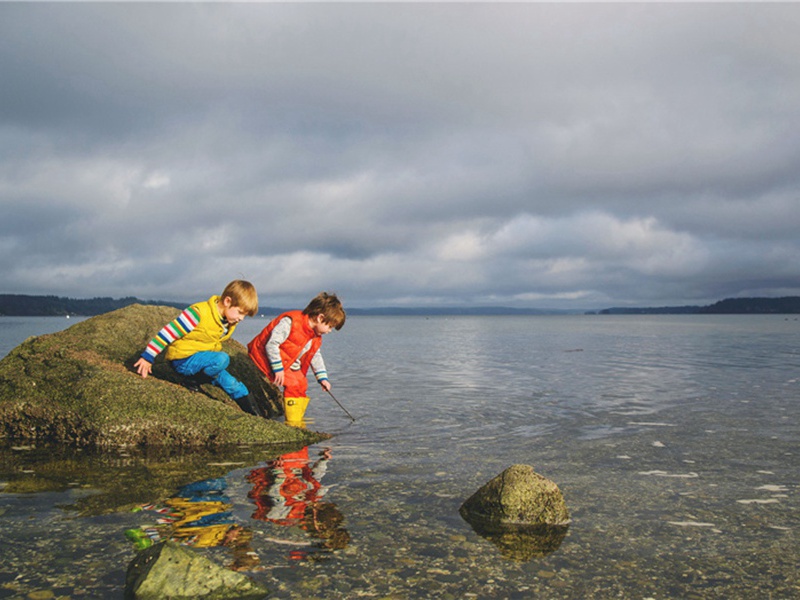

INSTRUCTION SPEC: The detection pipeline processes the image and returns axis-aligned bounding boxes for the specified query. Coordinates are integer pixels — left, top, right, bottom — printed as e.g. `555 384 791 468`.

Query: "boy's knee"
202 352 230 376
213 353 231 370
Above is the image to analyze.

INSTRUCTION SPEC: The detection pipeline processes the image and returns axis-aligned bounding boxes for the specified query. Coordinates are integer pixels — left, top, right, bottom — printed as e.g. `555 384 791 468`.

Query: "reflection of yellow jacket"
171 523 233 547
165 296 236 361
165 497 235 548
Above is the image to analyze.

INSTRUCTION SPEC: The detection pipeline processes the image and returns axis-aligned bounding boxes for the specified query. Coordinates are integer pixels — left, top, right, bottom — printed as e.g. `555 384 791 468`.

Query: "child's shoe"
234 394 263 416
284 396 309 428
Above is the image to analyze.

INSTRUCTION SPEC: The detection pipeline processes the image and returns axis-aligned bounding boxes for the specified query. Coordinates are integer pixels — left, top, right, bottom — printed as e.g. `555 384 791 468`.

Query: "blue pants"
171 351 249 400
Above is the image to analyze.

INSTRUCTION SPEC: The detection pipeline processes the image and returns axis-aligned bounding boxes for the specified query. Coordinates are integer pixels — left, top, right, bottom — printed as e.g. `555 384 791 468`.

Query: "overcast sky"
2 2 799 310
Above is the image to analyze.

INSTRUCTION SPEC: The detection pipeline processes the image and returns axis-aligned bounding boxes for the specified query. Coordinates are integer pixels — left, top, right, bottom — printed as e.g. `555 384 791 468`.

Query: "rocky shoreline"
0 304 328 449
0 305 572 598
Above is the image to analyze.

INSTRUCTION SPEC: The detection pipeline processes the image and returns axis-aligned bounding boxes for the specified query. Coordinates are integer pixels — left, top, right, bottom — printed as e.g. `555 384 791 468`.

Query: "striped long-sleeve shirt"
140 307 203 363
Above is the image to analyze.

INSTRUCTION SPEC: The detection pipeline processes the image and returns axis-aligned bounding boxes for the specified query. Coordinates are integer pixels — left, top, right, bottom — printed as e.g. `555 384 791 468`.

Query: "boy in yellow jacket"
133 280 260 414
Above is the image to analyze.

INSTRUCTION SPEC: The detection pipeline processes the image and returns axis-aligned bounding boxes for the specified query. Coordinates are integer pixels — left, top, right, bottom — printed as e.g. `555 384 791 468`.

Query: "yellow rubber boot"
283 396 309 428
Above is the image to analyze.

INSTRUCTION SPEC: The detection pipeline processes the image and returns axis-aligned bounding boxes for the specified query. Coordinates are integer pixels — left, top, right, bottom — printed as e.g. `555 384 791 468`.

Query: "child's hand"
134 358 152 378
320 380 331 392
273 371 285 387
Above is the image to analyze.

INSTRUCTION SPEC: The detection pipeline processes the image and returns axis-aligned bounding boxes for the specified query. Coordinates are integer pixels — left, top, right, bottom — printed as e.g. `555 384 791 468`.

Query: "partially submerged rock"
124 541 268 600
460 464 570 561
462 519 569 562
460 464 570 526
0 304 327 449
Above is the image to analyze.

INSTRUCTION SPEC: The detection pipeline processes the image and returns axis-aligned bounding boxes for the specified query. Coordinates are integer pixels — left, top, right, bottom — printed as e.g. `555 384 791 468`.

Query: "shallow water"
0 314 798 598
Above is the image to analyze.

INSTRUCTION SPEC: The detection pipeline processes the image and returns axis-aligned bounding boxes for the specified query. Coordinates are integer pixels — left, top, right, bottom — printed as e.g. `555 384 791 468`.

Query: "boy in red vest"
133 280 261 415
248 292 345 427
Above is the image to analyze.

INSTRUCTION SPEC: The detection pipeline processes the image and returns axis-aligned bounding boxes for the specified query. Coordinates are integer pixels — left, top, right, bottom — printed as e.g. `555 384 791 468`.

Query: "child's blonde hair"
221 280 258 316
303 292 346 330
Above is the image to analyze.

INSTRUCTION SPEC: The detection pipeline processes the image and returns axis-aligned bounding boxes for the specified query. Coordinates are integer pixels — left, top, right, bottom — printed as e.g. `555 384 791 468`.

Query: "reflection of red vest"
246 448 322 525
248 310 322 380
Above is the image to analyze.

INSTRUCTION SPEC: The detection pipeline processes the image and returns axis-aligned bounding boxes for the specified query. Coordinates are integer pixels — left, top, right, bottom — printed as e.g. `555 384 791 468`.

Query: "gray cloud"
1 2 800 309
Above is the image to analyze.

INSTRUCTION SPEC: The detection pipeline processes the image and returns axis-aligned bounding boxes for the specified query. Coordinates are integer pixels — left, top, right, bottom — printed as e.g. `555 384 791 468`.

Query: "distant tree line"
2 294 800 317
599 297 800 315
0 295 186 316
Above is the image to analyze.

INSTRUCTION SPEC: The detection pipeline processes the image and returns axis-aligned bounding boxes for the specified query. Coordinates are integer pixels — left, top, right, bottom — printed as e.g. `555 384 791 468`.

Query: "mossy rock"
0 304 328 449
125 541 269 600
460 464 570 526
459 464 570 561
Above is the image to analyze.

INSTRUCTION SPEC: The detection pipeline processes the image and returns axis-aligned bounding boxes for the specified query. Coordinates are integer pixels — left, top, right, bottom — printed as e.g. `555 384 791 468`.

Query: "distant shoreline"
2 294 800 317
597 296 800 315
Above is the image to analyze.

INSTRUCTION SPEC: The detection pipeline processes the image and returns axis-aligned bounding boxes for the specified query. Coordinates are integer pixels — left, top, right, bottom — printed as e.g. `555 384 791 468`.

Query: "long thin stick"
325 388 356 421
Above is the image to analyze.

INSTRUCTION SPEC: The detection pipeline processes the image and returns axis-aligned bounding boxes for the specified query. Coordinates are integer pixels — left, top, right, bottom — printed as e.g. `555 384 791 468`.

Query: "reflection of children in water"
247 446 350 560
126 477 259 571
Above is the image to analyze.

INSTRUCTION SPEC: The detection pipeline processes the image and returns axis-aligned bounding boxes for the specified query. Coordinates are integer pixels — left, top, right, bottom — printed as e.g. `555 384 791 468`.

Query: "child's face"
220 296 248 324
310 314 333 336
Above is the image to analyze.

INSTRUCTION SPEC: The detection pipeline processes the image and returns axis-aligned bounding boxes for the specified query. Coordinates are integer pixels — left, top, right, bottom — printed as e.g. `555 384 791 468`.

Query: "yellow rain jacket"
165 295 236 361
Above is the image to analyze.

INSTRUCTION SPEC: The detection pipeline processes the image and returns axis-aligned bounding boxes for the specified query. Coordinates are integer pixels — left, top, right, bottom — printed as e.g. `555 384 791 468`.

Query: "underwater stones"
459 464 570 561
124 541 268 600
0 304 328 449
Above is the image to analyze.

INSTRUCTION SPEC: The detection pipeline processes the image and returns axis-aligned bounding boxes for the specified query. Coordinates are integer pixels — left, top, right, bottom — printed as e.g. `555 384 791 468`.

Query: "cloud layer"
2 3 800 309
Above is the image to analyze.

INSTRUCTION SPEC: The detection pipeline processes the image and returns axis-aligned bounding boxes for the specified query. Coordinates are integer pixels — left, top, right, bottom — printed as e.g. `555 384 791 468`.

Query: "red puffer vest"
248 310 322 379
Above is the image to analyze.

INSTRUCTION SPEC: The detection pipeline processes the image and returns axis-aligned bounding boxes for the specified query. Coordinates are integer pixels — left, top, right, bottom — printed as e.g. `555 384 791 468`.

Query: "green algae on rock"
125 541 269 600
460 464 570 526
459 464 570 561
0 304 328 449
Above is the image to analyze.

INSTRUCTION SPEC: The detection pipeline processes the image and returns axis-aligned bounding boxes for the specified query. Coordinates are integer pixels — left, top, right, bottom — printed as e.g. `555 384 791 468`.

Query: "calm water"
0 314 797 599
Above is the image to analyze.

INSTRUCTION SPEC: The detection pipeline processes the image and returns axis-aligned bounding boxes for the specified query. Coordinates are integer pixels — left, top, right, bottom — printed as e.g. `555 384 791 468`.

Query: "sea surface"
0 314 797 599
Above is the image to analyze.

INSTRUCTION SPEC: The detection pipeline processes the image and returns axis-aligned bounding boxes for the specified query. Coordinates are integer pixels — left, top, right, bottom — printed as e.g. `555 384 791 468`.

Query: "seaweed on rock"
0 304 328 449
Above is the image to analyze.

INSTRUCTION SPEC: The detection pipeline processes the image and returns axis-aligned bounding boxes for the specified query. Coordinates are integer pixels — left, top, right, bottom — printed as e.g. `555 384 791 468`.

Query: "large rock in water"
459 464 570 561
0 304 327 449
124 541 268 600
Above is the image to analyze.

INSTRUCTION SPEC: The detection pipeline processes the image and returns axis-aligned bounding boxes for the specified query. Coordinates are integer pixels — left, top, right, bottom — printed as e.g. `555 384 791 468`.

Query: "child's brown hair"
221 280 258 316
303 292 346 330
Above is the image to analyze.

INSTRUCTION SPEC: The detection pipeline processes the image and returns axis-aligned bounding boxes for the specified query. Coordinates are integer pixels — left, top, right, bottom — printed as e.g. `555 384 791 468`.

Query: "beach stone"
459 464 570 561
0 304 327 449
124 541 268 600
460 464 570 525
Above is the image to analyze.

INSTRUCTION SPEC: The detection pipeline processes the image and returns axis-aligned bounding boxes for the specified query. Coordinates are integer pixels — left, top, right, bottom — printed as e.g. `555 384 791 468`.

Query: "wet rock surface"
0 304 327 449
460 464 570 561
124 541 269 600
460 464 571 526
